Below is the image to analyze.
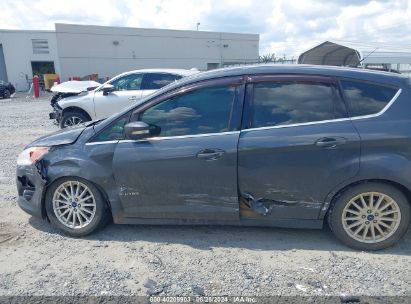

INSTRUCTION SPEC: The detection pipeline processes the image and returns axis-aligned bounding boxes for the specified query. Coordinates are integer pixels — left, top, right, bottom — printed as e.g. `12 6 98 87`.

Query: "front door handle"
315 137 347 148
128 96 138 101
196 149 225 160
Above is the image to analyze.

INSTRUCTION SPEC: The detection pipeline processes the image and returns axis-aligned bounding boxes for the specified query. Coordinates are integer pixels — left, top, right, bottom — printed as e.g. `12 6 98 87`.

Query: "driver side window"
137 85 238 137
109 74 143 91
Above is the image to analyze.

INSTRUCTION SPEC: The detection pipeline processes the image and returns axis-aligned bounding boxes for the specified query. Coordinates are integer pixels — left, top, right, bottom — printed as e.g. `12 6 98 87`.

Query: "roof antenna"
359 47 378 65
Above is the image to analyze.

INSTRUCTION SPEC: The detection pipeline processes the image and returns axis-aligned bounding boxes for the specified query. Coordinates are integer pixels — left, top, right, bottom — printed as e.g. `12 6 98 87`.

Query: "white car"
50 69 198 128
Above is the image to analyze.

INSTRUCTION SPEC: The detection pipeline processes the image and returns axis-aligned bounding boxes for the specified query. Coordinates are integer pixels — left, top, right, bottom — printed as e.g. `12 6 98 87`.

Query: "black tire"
3 89 11 99
59 111 89 128
45 177 110 237
328 182 410 250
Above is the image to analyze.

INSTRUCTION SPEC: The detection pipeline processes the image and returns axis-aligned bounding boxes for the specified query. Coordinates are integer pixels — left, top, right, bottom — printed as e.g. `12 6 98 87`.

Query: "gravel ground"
0 94 410 300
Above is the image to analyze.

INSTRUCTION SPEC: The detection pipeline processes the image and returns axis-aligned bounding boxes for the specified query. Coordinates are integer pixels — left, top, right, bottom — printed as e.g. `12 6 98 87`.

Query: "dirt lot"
0 94 410 299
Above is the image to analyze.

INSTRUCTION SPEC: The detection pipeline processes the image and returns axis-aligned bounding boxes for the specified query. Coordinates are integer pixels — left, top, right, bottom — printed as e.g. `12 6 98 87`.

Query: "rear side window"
141 73 182 90
251 81 339 128
340 80 398 117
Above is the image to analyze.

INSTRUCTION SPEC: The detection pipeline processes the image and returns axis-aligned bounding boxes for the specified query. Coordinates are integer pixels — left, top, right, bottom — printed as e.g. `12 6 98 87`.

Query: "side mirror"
124 121 151 140
102 84 115 95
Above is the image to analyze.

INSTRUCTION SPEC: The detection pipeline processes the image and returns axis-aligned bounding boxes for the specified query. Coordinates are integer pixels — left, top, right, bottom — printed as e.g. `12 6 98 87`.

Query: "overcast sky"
2 0 410 57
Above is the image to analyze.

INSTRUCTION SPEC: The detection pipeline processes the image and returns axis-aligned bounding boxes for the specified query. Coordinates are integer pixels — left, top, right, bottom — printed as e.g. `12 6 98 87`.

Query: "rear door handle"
128 96 138 101
196 149 225 160
315 137 347 148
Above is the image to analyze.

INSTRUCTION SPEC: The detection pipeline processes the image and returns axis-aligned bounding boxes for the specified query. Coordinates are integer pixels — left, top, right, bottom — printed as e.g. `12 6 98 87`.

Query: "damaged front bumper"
49 104 63 125
16 164 47 218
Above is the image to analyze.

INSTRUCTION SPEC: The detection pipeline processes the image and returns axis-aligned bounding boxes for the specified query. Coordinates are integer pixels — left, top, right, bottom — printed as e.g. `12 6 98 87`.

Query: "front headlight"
17 147 49 166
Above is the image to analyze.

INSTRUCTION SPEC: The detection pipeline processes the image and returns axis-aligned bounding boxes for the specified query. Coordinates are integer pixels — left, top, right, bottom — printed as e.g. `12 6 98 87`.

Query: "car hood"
27 125 88 148
51 80 101 94
57 91 92 108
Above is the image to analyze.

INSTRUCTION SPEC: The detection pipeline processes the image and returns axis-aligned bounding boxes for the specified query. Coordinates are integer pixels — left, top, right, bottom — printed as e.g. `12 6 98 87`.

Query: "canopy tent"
298 41 411 68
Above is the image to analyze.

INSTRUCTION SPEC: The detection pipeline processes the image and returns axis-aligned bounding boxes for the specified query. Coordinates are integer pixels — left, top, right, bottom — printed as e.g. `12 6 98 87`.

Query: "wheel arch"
41 175 113 221
62 106 92 121
321 178 411 219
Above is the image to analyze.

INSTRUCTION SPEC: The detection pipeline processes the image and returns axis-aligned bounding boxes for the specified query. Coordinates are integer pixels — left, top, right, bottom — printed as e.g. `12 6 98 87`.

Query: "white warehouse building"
0 23 259 91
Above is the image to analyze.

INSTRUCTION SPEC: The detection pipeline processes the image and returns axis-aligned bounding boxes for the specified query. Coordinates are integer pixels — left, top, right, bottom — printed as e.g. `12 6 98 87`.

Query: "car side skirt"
113 217 323 229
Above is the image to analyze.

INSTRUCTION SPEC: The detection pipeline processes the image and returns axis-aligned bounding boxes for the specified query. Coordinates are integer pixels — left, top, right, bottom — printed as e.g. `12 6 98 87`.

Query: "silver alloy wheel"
52 181 96 229
63 116 83 127
342 192 401 243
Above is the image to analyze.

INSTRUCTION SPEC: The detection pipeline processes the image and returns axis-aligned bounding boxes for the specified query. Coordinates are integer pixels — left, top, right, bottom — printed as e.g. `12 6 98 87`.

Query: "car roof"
134 64 409 103
117 68 199 77
178 64 409 87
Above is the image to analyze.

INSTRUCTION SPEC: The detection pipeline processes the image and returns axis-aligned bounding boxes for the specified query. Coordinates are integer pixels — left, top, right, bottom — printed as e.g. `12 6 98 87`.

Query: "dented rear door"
238 75 360 219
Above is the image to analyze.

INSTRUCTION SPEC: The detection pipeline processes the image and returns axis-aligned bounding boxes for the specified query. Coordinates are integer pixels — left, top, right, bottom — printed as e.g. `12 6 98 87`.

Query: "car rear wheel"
45 177 110 236
3 89 11 99
328 183 410 250
60 111 89 128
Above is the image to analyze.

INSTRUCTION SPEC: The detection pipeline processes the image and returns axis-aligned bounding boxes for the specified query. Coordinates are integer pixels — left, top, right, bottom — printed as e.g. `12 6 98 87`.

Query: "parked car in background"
0 80 15 98
50 69 198 128
49 80 101 111
17 65 411 250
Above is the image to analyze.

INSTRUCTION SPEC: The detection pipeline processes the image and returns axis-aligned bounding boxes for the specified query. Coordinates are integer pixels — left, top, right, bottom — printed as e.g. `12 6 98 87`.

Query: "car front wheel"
328 183 410 250
45 177 109 236
3 89 11 99
60 111 89 128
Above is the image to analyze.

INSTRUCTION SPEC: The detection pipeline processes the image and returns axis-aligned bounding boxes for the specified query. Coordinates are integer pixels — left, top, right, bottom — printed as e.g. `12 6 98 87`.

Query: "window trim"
242 87 402 132
86 140 118 146
87 75 403 143
118 130 241 144
245 74 335 84
349 87 401 120
338 77 401 119
243 75 347 130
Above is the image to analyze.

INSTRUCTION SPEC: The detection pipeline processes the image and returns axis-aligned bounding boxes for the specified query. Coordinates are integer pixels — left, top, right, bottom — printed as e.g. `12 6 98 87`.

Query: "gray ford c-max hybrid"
16 65 411 250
